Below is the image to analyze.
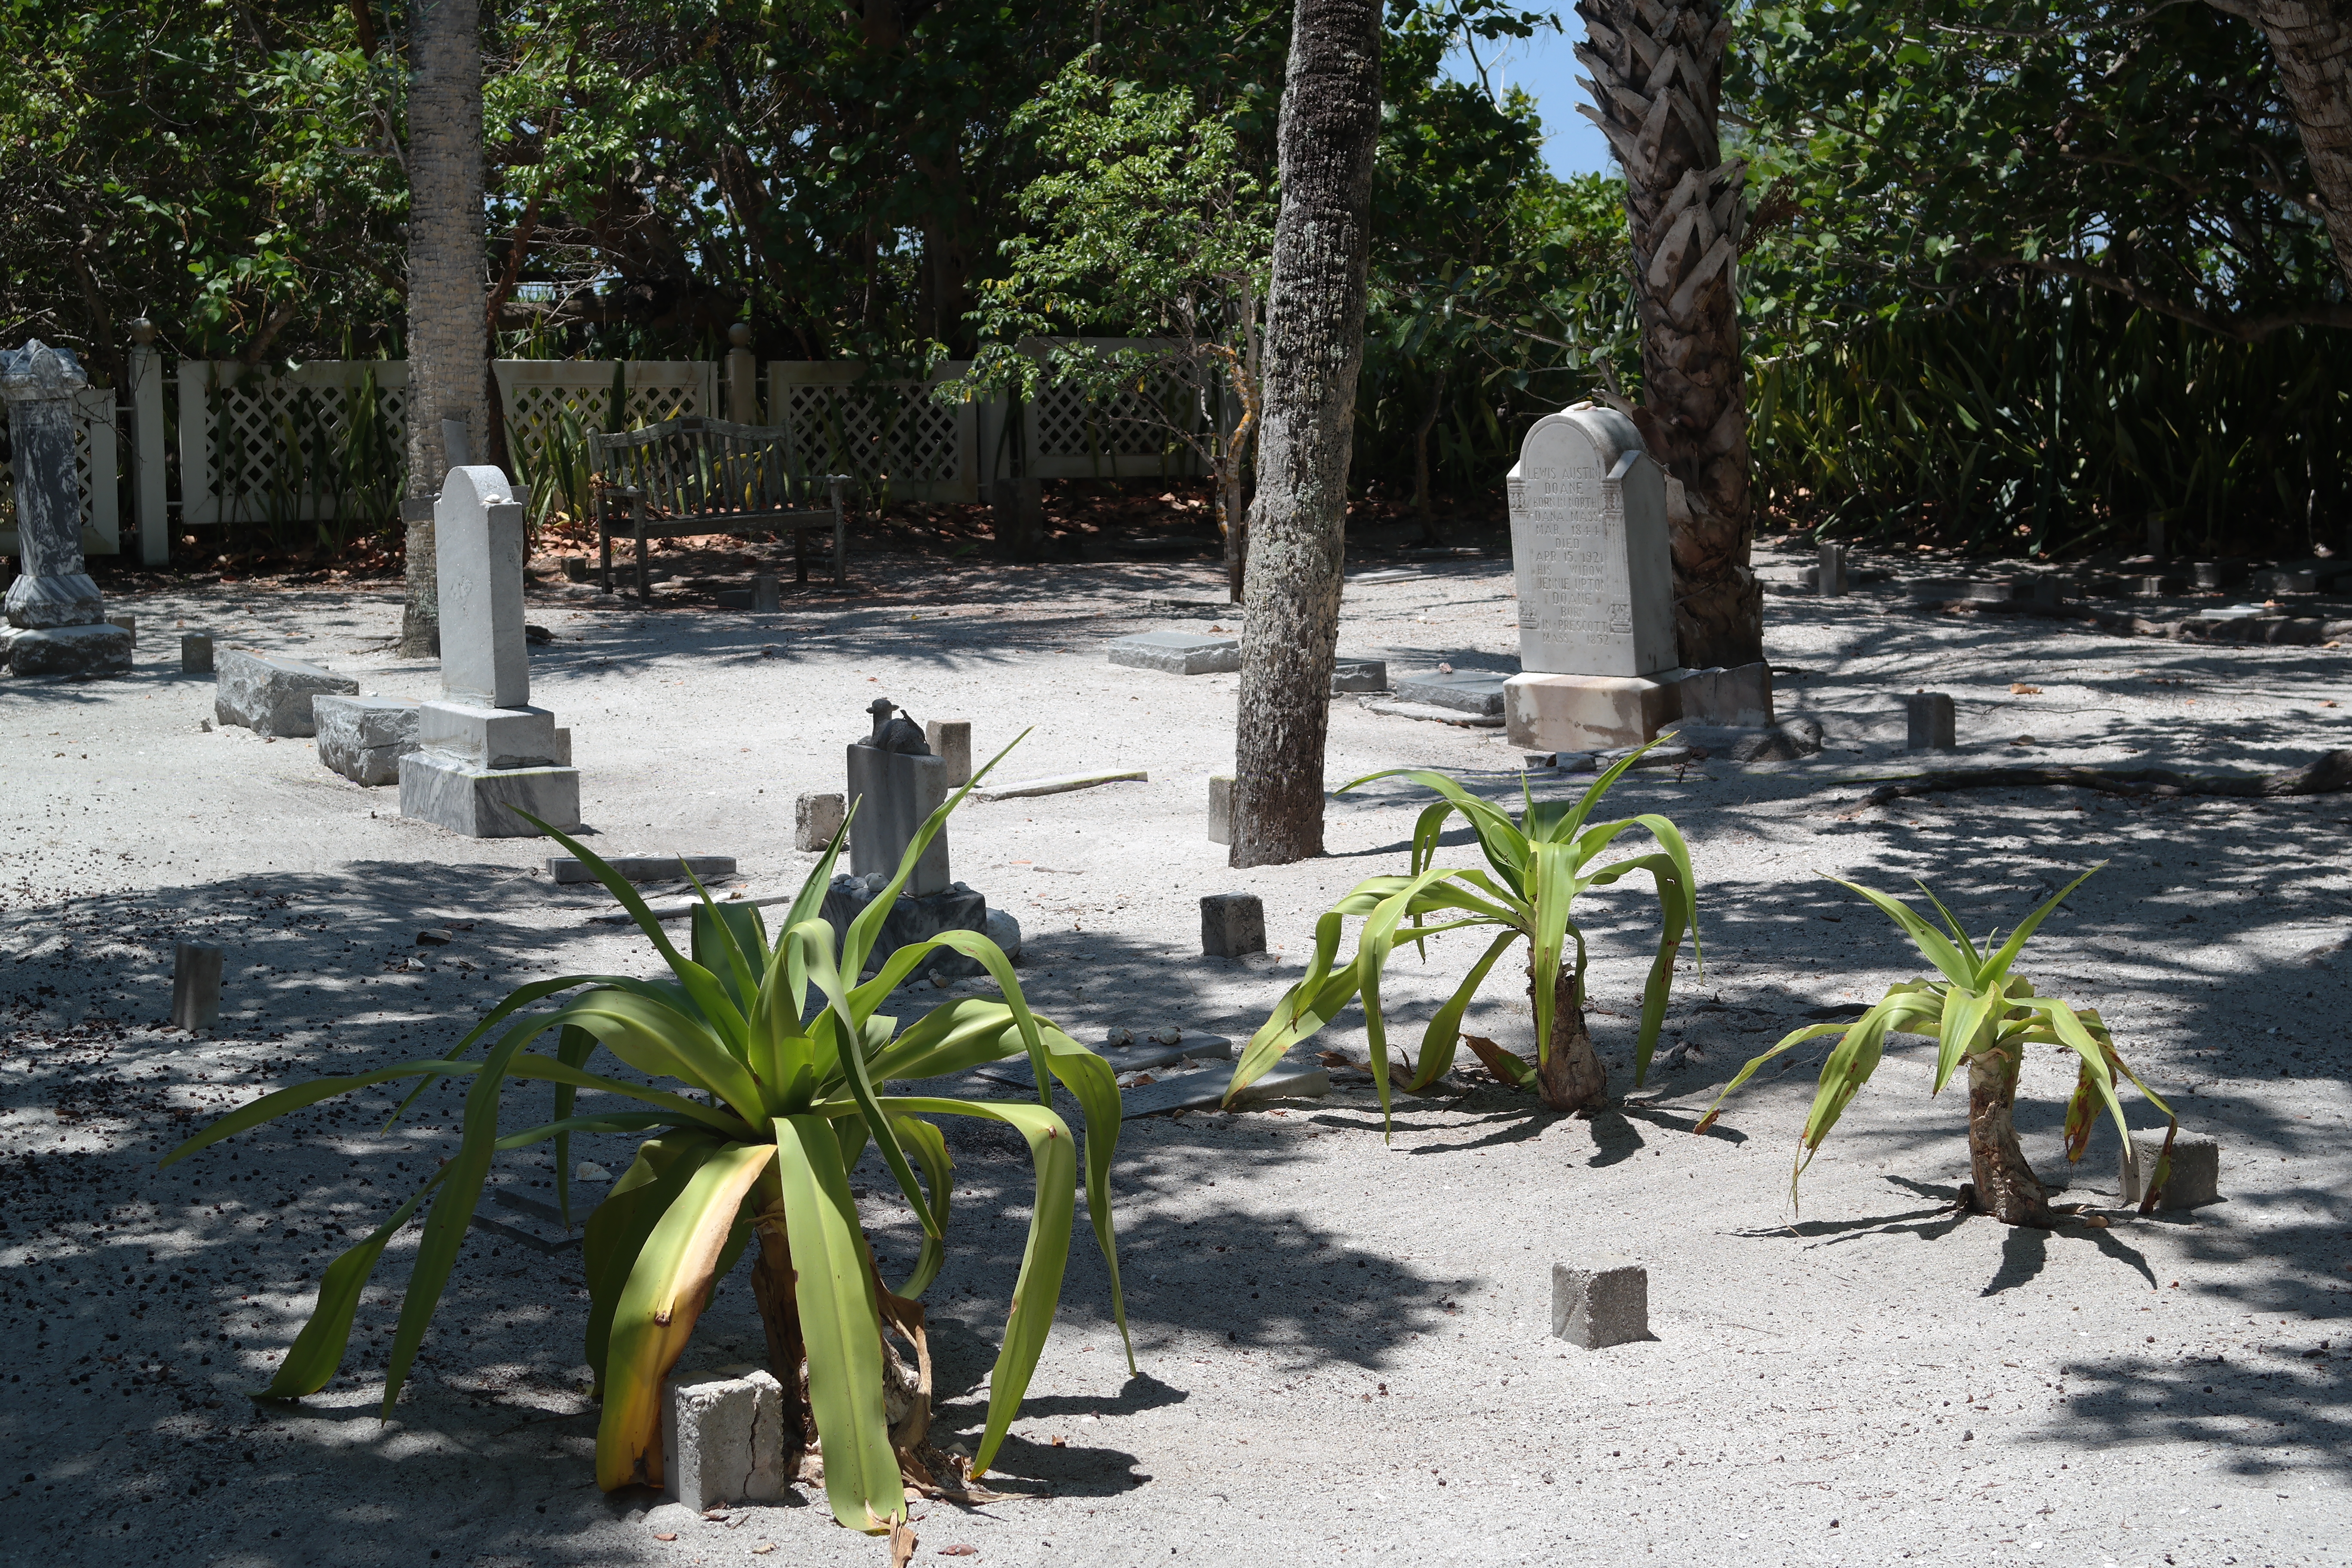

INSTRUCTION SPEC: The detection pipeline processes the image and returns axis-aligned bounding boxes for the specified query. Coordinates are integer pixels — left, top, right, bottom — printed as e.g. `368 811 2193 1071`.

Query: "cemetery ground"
4 541 2350 1568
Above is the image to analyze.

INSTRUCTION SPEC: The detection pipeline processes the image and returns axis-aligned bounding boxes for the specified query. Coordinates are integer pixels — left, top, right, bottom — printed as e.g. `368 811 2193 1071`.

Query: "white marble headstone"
434 466 530 707
1506 404 1676 678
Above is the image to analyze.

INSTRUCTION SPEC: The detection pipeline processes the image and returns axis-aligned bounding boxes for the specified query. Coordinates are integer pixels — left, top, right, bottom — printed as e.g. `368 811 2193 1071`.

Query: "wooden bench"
588 415 852 599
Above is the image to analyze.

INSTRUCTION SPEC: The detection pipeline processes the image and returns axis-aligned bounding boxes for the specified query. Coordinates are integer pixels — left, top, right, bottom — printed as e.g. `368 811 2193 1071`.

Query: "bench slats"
587 415 853 598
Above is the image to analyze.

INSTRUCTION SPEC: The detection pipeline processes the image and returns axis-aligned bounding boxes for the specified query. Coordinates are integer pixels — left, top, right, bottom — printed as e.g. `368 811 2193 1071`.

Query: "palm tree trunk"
1533 962 1608 1112
2237 0 2352 292
400 0 490 657
1230 0 1381 868
1963 1043 2053 1226
1574 0 1762 670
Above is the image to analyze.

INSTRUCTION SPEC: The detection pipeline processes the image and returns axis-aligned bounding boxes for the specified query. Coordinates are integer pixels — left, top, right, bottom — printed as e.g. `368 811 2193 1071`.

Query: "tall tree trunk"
1229 0 1381 869
1574 0 1762 670
400 0 490 658
2235 0 2352 291
1532 962 1607 1112
1963 1042 2054 1227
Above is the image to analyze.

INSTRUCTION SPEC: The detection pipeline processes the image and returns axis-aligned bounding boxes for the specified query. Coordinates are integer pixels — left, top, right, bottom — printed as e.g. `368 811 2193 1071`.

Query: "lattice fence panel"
0 387 119 552
496 361 714 484
181 361 407 527
1020 339 1204 479
767 363 977 504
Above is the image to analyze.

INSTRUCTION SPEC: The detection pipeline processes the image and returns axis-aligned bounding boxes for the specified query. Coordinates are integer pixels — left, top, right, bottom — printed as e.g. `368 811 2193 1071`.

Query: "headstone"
1200 892 1265 959
313 694 422 785
1551 1258 1648 1349
1207 775 1234 845
0 341 131 678
795 791 846 851
847 696 949 895
181 632 214 674
1108 630 1240 674
662 1367 788 1510
171 943 224 1031
750 573 781 612
925 718 973 787
1816 542 1848 596
1393 670 1506 714
2120 1133 2220 1209
1501 404 1715 752
214 651 358 737
399 467 582 837
548 853 735 885
1905 692 1956 751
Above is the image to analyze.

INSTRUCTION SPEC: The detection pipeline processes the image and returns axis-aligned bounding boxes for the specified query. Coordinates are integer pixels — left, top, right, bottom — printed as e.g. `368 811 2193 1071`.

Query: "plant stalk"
1533 962 1607 1112
1963 1042 2053 1226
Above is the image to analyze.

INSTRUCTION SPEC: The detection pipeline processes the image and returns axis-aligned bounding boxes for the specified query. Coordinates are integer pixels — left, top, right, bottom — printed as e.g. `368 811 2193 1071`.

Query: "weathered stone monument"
398 467 582 836
1501 403 1774 752
1 342 132 678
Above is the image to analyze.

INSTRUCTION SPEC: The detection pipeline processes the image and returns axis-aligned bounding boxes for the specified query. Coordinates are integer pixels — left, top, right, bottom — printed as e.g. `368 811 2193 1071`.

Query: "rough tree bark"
1229 0 1381 868
1963 1042 2055 1226
2220 0 2352 292
1574 0 1763 670
400 0 490 658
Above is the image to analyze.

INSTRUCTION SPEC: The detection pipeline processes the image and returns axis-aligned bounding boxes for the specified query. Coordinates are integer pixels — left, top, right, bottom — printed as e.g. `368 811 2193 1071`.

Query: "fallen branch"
1862 749 2352 805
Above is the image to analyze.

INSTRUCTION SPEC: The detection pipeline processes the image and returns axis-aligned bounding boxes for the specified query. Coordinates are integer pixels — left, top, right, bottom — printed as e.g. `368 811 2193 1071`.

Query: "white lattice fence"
496 360 715 472
768 362 978 504
0 387 121 555
1022 338 1204 480
179 361 408 527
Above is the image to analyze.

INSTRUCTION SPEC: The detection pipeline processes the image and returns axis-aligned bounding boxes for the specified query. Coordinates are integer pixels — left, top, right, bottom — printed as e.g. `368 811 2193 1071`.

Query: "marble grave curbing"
313 694 422 784
214 651 359 737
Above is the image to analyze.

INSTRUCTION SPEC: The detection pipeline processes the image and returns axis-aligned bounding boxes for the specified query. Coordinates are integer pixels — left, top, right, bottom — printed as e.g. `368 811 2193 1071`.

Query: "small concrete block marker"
171 942 223 1032
1108 629 1240 675
1551 1257 1649 1349
750 573 781 612
1207 775 1234 845
662 1367 788 1510
181 632 213 674
795 791 846 851
925 718 973 786
214 650 359 738
2120 1133 2220 1210
106 611 135 646
1905 692 1956 751
1816 542 1848 596
1200 891 1266 959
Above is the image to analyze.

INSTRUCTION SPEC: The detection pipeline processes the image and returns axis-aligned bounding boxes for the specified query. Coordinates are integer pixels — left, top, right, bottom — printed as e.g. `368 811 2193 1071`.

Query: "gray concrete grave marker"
398 466 582 836
1207 775 1234 845
1 341 131 677
1551 1257 1649 1348
1905 692 1956 751
2120 1133 2220 1209
750 573 781 612
848 696 949 894
925 718 973 786
180 632 213 674
1816 542 1848 596
172 943 223 1031
796 791 846 851
1200 891 1266 958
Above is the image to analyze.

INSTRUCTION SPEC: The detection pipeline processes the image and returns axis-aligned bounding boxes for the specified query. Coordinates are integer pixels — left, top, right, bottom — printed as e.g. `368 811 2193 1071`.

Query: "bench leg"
795 526 808 585
635 505 650 603
600 523 612 592
833 513 846 587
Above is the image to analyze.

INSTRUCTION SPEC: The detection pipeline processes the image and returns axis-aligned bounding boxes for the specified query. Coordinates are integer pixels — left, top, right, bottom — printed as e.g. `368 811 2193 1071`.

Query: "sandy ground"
3 542 2349 1568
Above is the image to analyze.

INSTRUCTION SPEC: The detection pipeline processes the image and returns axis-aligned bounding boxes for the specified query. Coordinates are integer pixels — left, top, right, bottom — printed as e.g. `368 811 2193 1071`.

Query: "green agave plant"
1695 866 2179 1226
163 747 1131 1534
1222 745 1697 1121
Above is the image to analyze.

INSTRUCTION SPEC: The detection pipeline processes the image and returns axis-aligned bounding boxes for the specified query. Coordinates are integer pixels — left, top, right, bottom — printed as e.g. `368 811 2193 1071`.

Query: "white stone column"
726 325 759 424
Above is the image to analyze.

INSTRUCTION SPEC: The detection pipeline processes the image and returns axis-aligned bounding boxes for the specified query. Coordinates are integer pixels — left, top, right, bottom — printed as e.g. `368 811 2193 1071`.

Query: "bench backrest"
588 413 827 518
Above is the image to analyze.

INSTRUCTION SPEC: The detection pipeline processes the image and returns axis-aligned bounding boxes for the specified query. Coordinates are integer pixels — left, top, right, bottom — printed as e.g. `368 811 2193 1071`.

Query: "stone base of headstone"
820 873 991 980
214 650 358 736
3 570 103 628
181 632 214 673
314 694 422 786
796 791 846 851
398 751 582 838
3 620 133 678
1551 1257 1649 1348
662 1366 789 1510
1207 775 1234 845
2120 1133 2220 1209
925 719 973 786
1675 662 1773 727
1504 670 1683 753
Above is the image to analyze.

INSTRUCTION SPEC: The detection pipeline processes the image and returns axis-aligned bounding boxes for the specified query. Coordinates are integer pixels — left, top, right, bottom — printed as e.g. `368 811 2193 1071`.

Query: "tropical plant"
160 751 1131 1537
1221 746 1697 1120
1694 866 2179 1226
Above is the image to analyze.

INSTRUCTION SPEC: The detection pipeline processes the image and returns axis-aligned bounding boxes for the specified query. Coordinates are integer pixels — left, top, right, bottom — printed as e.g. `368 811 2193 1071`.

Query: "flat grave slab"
1392 669 1508 714
549 853 738 885
1109 630 1240 674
